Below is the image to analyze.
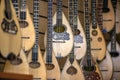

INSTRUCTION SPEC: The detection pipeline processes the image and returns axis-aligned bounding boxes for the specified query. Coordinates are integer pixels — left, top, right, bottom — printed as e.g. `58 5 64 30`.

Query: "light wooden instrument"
68 0 86 60
44 0 60 80
98 51 113 80
0 0 21 58
90 0 106 61
116 0 120 34
102 0 115 32
107 1 120 79
45 0 73 58
61 0 85 80
13 0 35 51
97 0 113 79
80 0 102 79
27 0 46 79
4 49 29 74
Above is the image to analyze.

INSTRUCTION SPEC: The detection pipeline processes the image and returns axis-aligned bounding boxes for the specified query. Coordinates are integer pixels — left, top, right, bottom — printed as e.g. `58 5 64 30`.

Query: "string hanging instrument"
102 0 115 32
107 0 120 79
97 0 113 79
69 0 86 60
90 0 106 61
3 0 29 75
45 0 73 58
80 0 102 79
61 0 85 79
27 0 46 79
44 0 61 80
0 0 21 59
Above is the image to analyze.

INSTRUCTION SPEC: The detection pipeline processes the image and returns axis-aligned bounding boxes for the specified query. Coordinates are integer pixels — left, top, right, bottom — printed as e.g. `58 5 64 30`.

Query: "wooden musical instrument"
44 0 60 80
80 0 102 79
97 0 113 79
107 1 120 79
13 0 35 51
102 0 115 32
27 0 46 79
116 0 120 34
0 0 21 58
61 0 85 80
90 0 106 61
45 0 73 58
4 49 29 74
69 0 86 60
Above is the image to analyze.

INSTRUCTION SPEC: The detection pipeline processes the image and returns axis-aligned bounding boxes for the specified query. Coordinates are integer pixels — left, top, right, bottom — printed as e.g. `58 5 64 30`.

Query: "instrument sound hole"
102 8 110 13
83 65 96 71
46 64 55 70
19 21 28 28
66 66 77 75
10 57 22 65
98 37 102 42
53 25 66 33
29 61 40 68
110 52 119 57
73 29 80 35
92 30 98 36
84 71 100 80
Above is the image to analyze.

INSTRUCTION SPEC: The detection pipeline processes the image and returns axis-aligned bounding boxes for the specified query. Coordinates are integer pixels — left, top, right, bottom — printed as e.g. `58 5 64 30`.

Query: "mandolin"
80 0 102 79
90 0 106 61
4 49 29 74
107 1 120 79
69 0 86 60
102 0 115 32
44 0 61 80
13 0 35 51
27 0 46 79
0 0 21 59
45 0 73 58
97 0 113 79
116 0 120 34
61 0 85 80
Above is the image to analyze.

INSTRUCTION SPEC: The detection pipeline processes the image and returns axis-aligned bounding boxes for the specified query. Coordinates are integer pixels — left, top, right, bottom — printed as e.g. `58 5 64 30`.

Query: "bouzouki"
44 0 61 80
80 0 102 79
107 1 120 79
27 0 46 79
97 0 113 79
102 0 115 32
70 0 86 60
3 0 29 75
45 0 73 58
90 0 106 61
14 0 35 51
0 0 21 59
61 0 85 79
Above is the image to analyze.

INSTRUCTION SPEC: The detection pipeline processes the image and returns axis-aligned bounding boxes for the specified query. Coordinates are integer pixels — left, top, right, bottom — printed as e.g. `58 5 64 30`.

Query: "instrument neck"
12 0 19 17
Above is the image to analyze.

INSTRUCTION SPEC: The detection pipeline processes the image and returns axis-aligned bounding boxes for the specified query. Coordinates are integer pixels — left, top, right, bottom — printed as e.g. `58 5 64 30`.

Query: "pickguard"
74 35 83 43
1 18 18 34
52 31 70 40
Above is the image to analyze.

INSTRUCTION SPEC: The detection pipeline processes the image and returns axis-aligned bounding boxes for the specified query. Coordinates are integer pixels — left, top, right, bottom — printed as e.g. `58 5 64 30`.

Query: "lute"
90 0 106 61
44 0 61 80
80 0 102 79
102 0 115 32
27 0 46 79
107 0 120 79
97 0 113 79
0 0 21 59
45 0 73 58
61 0 85 79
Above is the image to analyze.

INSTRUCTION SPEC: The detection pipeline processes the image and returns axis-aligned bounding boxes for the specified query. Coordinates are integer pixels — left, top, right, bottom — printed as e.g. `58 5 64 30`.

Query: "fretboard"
91 0 97 29
56 0 62 26
97 0 103 30
84 0 92 65
19 0 26 20
12 0 19 17
103 0 108 10
46 0 53 64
